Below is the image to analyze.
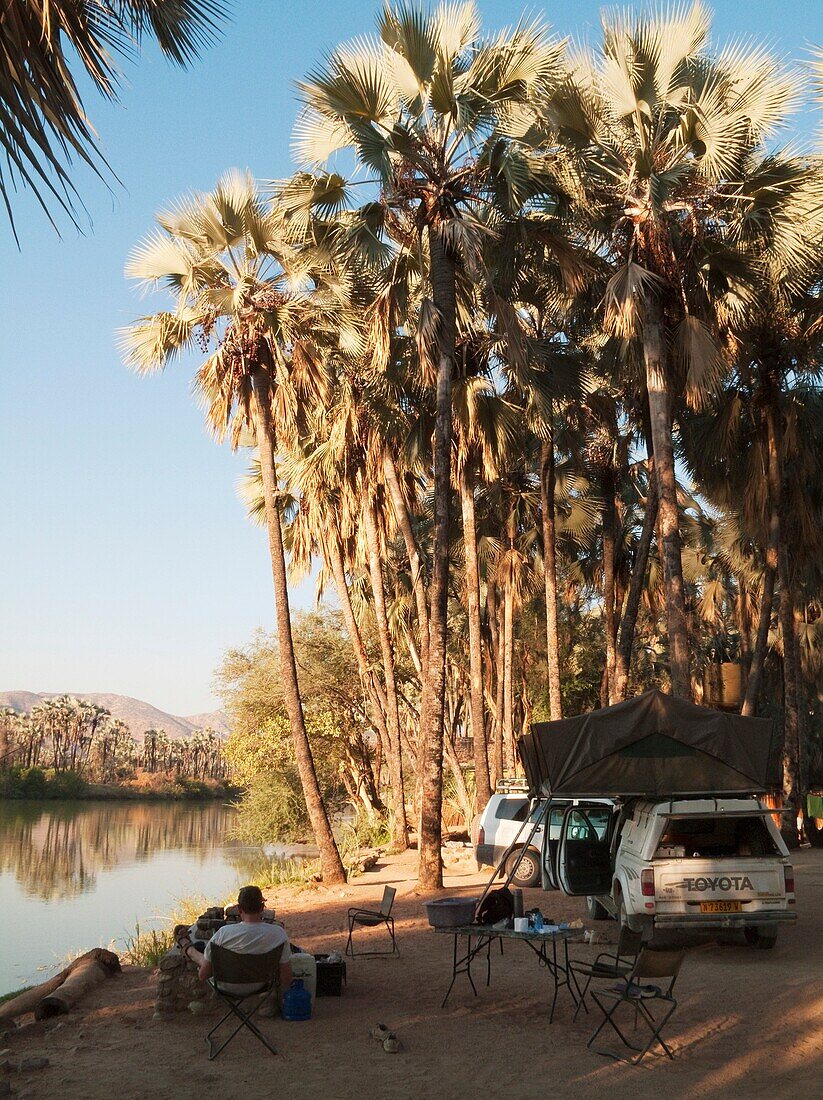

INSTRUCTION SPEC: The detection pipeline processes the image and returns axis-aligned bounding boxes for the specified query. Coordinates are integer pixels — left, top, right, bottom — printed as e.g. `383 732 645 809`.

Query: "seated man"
180 885 292 1000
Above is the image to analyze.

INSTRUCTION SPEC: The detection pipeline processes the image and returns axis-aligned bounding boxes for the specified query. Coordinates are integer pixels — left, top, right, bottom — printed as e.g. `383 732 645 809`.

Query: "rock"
19 1057 48 1072
158 952 182 971
0 1059 17 1074
187 1001 206 1016
0 1079 11 1096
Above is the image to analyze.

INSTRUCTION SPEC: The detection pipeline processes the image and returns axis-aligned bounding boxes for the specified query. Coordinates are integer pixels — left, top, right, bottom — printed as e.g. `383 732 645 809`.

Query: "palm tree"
453 348 519 807
554 1 800 698
296 1 568 887
1 0 228 237
121 171 348 883
681 150 823 820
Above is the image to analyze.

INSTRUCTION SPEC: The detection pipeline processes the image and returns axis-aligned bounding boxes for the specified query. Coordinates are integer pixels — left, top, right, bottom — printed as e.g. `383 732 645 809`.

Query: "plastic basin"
425 897 478 928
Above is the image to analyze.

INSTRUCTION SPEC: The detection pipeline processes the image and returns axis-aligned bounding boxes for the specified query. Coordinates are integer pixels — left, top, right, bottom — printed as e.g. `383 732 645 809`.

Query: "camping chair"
205 943 284 1060
346 886 398 957
587 948 686 1065
569 925 644 1020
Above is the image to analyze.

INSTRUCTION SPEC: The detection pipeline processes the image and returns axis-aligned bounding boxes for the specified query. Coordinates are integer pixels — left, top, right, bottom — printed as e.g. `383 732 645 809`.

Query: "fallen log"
0 949 121 1023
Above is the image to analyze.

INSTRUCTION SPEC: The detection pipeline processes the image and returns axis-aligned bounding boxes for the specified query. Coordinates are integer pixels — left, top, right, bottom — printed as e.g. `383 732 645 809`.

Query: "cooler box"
314 954 346 996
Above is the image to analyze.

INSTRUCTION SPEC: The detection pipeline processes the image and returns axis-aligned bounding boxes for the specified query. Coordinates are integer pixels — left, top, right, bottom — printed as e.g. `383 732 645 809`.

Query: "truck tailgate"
656 859 786 912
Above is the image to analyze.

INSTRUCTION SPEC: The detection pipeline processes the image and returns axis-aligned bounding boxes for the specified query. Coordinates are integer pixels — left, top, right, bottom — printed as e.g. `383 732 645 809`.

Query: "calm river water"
0 800 297 997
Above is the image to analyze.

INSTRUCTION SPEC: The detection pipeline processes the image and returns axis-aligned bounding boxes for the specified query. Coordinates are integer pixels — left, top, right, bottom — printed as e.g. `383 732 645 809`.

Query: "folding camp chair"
569 925 644 1020
346 886 398 957
587 948 686 1065
205 943 284 1060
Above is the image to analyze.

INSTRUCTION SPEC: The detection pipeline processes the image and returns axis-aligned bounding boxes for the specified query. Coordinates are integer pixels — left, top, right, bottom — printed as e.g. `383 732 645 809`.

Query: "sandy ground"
2 845 821 1100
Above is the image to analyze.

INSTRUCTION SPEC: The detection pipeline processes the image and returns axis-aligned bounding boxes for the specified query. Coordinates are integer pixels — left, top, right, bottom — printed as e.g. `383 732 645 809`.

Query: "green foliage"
218 614 371 843
351 812 392 850
46 770 89 799
228 774 315 844
0 766 88 800
121 923 175 968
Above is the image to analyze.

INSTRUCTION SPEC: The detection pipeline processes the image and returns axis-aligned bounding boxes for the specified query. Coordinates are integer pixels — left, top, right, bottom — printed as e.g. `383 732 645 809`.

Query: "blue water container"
282 978 312 1021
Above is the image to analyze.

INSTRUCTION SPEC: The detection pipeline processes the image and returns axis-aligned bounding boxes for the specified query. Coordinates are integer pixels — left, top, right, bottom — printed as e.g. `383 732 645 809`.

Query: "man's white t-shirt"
204 921 291 994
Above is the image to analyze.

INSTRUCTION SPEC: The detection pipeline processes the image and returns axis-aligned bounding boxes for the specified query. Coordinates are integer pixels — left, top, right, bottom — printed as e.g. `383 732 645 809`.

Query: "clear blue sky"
1 1 821 716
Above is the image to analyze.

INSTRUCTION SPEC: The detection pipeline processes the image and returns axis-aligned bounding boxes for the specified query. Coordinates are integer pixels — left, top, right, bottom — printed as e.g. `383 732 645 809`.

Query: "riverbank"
0 767 233 801
1 847 820 1099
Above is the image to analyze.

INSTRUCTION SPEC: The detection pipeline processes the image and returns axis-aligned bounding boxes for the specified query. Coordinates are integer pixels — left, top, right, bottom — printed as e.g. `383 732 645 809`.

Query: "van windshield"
655 816 778 859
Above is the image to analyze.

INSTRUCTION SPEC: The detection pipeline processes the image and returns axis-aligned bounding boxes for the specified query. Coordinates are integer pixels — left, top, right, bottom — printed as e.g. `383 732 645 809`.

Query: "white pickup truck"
542 796 797 948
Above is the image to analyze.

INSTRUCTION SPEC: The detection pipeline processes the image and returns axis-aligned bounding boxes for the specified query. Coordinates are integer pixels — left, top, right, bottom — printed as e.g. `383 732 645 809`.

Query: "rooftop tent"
518 688 777 799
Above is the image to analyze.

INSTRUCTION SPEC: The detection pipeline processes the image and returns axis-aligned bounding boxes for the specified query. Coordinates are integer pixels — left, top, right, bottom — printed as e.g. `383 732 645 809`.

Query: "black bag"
476 887 514 925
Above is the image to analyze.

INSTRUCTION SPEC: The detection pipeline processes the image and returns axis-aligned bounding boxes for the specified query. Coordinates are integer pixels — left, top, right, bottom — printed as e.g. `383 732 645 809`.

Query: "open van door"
540 801 568 890
556 803 614 896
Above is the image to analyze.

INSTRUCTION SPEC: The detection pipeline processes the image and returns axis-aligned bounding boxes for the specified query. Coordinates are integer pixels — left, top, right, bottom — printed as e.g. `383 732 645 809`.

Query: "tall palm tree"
681 151 823 818
295 1 568 887
553 1 800 698
1 0 228 236
120 171 348 883
453 347 519 807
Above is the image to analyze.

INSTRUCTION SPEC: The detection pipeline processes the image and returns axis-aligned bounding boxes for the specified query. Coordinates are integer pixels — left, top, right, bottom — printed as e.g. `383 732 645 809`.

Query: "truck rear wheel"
744 926 778 950
506 849 541 888
586 896 609 920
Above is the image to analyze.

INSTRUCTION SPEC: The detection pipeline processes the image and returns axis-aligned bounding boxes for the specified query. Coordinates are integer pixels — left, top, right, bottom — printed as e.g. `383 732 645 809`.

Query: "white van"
475 793 545 886
543 796 797 948
474 792 612 888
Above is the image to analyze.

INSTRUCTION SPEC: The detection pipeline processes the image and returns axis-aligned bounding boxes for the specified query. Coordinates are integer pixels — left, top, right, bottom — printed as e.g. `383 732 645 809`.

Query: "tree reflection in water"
0 801 237 901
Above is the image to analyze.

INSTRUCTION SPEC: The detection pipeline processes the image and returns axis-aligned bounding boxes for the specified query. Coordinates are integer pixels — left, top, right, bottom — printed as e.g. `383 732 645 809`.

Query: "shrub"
19 766 47 797
46 770 88 799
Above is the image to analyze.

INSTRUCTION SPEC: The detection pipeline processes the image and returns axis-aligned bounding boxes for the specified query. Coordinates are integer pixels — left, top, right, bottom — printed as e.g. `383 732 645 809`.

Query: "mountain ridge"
0 690 230 741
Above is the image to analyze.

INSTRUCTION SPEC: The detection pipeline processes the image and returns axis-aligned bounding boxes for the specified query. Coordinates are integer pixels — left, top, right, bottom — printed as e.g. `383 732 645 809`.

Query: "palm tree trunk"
324 523 399 830
741 404 780 716
383 449 429 669
502 509 516 773
539 438 563 720
642 295 691 698
363 502 409 850
460 469 492 810
602 469 617 705
737 580 751 694
325 525 390 720
417 226 456 890
741 566 776 716
760 395 801 833
487 577 504 788
779 544 801 833
251 365 346 884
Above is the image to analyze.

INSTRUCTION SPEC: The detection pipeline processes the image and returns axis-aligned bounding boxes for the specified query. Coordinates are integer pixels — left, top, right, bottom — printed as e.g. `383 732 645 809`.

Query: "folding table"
433 924 583 1022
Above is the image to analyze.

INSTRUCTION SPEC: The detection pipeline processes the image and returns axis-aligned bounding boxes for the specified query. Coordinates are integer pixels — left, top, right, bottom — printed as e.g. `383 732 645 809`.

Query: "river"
0 799 301 997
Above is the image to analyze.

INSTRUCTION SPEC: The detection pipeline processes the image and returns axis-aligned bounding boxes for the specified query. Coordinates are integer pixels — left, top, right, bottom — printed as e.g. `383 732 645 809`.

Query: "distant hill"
0 691 230 741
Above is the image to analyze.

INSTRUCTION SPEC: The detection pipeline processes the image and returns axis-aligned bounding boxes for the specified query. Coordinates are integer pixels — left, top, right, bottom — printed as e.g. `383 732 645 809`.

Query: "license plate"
700 900 742 913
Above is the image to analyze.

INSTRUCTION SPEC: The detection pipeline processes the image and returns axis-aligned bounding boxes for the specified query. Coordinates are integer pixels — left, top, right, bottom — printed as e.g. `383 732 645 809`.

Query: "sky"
1 0 822 716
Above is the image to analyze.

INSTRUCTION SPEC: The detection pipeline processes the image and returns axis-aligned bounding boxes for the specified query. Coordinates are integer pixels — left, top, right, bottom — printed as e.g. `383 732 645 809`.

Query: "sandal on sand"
370 1024 391 1042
